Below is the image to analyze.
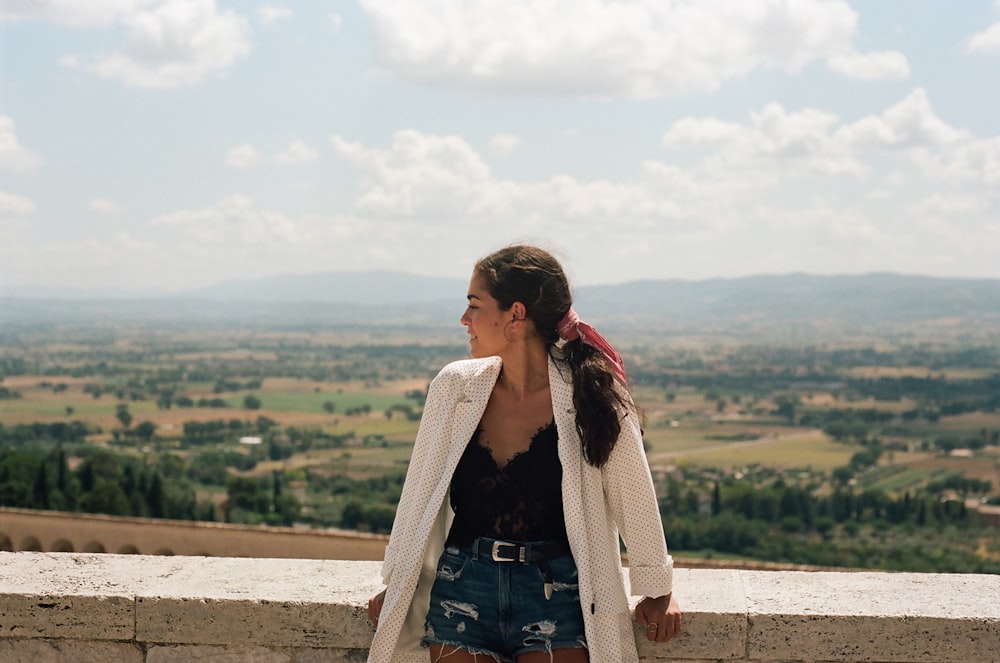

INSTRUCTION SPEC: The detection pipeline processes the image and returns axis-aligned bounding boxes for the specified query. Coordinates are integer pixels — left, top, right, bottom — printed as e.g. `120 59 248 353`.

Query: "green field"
648 430 857 472
253 390 416 414
2 327 998 572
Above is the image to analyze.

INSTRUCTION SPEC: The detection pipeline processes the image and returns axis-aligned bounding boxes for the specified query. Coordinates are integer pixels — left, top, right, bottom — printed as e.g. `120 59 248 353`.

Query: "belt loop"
471 537 481 561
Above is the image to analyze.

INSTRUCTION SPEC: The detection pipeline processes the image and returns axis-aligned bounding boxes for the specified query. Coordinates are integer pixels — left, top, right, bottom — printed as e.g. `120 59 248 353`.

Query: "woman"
367 245 681 662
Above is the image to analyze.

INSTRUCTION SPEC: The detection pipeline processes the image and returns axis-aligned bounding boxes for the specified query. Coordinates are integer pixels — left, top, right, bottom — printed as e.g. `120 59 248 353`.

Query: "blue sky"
1 0 998 293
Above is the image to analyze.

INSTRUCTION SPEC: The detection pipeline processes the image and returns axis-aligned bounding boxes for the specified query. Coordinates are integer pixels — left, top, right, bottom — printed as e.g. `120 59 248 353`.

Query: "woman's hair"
474 245 629 467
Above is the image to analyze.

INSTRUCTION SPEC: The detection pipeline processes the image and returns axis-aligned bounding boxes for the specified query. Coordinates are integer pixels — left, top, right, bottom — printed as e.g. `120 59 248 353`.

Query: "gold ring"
647 622 658 630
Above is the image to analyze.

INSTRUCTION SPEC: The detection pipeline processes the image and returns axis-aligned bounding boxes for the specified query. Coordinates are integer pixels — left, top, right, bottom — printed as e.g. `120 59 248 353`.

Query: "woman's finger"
367 592 384 627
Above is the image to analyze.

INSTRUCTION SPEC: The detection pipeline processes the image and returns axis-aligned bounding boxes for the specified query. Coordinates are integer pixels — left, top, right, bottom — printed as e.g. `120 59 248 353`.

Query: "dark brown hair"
474 245 630 467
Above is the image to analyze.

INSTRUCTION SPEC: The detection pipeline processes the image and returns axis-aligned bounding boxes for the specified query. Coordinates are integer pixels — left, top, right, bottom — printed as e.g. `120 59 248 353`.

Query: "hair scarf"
556 308 627 385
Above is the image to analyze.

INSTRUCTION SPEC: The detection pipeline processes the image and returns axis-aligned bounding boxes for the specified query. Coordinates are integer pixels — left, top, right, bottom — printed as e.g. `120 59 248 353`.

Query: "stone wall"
2 552 998 662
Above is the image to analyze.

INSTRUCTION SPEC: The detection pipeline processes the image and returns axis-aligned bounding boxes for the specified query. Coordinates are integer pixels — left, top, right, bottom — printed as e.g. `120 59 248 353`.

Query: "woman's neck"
497 343 550 396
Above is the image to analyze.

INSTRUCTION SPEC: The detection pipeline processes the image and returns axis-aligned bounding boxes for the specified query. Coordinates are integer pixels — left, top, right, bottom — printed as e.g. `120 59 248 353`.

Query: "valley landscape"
1 272 998 572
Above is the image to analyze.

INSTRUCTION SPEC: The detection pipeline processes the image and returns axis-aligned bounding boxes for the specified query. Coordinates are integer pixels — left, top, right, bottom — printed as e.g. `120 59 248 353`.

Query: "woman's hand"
635 593 682 642
367 589 386 628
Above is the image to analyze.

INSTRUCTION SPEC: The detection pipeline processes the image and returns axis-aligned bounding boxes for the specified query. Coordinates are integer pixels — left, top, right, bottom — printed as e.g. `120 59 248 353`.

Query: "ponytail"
559 339 630 467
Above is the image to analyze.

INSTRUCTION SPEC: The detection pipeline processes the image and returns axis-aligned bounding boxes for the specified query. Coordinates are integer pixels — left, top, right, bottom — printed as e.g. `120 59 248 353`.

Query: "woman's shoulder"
433 356 502 383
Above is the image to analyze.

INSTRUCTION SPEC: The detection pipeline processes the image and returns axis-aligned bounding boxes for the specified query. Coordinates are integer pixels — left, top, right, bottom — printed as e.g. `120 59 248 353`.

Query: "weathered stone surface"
742 570 1000 662
147 645 290 662
290 648 371 663
0 552 147 640
0 638 142 663
135 556 382 648
3 553 1000 662
0 594 133 641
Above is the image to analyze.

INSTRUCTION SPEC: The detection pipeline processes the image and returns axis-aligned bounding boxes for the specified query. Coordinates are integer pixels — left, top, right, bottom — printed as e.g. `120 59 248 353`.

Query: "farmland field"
1 324 998 572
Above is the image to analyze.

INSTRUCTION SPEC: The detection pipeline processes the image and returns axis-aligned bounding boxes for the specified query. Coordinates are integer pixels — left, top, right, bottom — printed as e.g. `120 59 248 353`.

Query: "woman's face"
460 273 510 358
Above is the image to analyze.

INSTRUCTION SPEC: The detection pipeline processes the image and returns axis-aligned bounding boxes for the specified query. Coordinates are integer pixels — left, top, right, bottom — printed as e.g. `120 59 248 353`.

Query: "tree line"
663 486 988 572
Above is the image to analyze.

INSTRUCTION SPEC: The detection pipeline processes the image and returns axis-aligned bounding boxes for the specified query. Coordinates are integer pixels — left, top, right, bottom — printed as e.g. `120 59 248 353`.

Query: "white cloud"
324 86 998 281
0 191 36 217
229 141 320 168
0 115 42 173
330 130 719 230
359 0 875 97
661 117 743 147
58 55 82 69
0 192 38 285
670 92 999 275
0 0 136 27
226 141 324 169
275 140 319 166
910 194 990 217
226 144 262 169
826 50 910 80
150 194 299 244
1 203 369 291
60 0 251 88
967 22 1000 54
89 198 124 214
836 89 967 149
489 133 522 155
0 232 166 293
908 136 1000 187
329 12 343 30
662 89 998 194
663 103 865 176
332 131 496 219
256 6 293 25
13 90 999 290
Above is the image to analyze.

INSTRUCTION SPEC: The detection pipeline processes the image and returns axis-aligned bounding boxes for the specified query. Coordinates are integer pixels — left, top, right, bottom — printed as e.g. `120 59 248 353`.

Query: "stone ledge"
1 552 999 662
742 570 1000 662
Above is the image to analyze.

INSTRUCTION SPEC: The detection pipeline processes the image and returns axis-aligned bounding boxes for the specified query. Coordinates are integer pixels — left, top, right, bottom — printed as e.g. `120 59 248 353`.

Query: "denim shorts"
423 539 588 662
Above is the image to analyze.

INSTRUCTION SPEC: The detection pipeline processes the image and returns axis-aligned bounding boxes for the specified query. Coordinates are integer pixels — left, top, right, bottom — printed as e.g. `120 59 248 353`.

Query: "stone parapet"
1 552 998 662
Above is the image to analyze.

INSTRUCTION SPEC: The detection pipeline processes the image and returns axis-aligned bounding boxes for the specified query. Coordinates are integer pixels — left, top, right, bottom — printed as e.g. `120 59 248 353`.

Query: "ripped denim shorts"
422 538 588 662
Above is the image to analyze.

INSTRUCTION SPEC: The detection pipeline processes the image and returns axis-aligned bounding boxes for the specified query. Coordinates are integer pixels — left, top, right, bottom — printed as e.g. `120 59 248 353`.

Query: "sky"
1 0 999 294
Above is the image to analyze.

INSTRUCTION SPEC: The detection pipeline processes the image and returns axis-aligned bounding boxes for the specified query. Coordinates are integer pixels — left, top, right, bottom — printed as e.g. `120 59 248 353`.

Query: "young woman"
367 245 681 662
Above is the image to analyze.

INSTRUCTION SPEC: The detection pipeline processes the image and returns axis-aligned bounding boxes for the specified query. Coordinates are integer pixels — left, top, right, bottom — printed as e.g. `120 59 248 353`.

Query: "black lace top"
446 421 568 547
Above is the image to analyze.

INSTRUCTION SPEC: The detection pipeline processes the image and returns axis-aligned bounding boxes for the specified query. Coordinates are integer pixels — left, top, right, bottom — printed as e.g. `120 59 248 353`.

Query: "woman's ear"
510 301 527 322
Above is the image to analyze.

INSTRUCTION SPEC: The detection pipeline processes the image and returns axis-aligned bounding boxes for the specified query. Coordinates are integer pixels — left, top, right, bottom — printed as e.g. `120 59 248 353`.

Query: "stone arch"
83 540 106 553
21 536 42 552
0 533 12 551
153 547 174 556
51 539 75 552
117 544 140 554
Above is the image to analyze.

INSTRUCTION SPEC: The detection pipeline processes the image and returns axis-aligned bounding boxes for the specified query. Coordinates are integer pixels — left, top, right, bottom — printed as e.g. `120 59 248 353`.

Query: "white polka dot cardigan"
367 355 674 663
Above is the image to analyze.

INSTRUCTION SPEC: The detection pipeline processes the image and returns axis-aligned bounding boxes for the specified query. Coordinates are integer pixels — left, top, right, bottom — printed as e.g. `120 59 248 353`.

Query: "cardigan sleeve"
380 366 457 584
601 405 674 599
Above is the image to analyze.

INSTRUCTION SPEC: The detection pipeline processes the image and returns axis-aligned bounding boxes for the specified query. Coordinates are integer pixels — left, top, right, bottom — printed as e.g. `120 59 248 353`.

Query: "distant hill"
574 273 1000 338
187 270 463 304
2 272 998 341
0 271 461 303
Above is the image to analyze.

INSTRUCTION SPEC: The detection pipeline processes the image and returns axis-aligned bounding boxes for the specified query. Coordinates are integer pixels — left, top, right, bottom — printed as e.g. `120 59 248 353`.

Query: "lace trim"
473 420 555 470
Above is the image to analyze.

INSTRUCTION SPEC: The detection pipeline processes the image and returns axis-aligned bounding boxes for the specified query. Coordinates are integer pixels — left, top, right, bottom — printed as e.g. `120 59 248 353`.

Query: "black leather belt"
465 537 572 600
471 538 571 563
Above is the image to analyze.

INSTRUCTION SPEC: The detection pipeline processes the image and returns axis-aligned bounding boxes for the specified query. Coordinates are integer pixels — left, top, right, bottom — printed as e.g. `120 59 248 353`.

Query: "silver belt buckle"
491 540 525 562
